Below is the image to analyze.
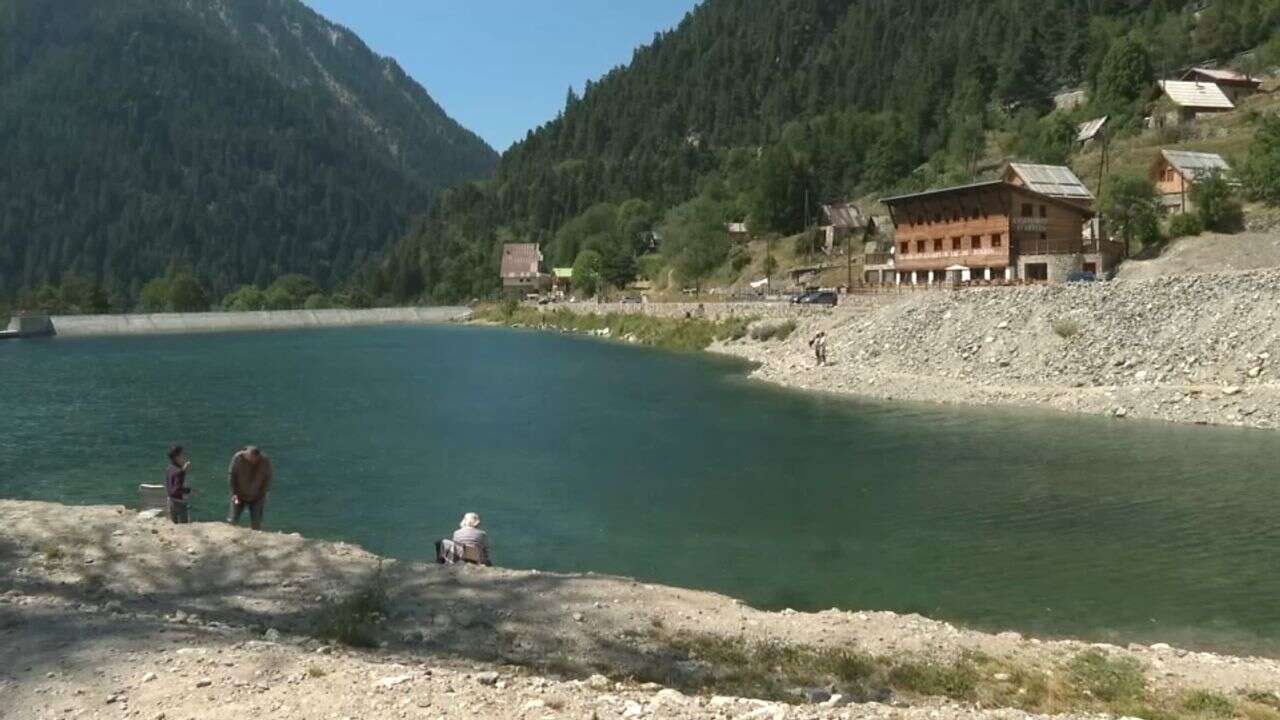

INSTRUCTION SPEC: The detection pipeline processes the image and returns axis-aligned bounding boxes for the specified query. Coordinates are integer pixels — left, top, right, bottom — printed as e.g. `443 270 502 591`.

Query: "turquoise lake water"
2 325 1279 654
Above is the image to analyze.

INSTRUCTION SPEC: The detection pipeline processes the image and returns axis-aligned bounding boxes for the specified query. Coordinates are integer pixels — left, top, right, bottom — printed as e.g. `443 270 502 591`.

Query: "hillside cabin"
726 222 750 242
882 181 1112 285
1150 149 1234 214
551 267 573 297
820 202 867 254
1181 67 1262 104
1153 81 1234 126
1054 89 1087 111
500 243 550 298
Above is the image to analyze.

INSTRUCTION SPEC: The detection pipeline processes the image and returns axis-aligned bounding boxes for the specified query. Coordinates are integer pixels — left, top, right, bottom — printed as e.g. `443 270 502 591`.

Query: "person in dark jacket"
165 445 193 524
227 446 272 530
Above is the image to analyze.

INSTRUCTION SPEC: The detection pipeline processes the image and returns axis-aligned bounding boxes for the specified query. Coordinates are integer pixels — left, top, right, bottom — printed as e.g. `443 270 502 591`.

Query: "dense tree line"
0 0 496 308
376 0 1280 302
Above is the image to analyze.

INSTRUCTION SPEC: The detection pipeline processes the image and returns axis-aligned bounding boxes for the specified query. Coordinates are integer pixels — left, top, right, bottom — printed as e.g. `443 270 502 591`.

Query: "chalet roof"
500 243 543 279
821 203 867 229
727 222 749 234
881 181 1095 218
1004 163 1095 202
1182 67 1261 87
1160 149 1233 181
1158 80 1234 110
1077 116 1108 143
552 267 573 279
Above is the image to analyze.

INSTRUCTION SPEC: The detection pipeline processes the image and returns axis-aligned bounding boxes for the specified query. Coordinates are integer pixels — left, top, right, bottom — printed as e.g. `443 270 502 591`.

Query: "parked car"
1066 271 1097 283
620 296 643 304
792 291 839 307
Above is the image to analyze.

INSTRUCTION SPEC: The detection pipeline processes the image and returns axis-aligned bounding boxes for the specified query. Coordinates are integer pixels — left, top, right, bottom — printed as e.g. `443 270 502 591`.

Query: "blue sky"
303 1 701 152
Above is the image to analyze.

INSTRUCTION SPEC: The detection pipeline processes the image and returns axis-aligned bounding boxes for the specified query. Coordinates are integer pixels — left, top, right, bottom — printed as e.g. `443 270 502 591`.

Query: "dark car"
1066 271 1097 283
792 291 839 307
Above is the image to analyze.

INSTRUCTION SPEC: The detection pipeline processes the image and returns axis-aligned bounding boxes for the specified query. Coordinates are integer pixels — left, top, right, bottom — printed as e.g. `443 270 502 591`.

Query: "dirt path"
3 501 1279 720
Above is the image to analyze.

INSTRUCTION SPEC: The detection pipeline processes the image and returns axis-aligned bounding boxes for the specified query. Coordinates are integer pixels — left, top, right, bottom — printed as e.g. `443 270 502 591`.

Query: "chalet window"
971 235 983 250
933 238 943 252
900 242 909 255
934 213 942 223
991 233 1003 248
952 237 962 250
970 209 979 220
1040 233 1048 240
916 240 926 253
1039 205 1047 218
1021 203 1033 217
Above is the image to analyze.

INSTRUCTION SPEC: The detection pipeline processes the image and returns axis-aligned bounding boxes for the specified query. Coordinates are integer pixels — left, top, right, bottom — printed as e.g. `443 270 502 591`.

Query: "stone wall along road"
48 307 471 337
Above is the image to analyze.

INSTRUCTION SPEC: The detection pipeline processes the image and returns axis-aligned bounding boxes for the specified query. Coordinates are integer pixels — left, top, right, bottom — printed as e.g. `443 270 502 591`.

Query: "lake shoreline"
487 270 1280 431
4 499 1280 720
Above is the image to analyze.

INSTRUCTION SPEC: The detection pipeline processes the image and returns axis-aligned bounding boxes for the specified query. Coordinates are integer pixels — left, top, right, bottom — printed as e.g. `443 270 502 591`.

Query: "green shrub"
303 294 330 310
1167 212 1204 239
1068 651 1145 702
1181 690 1234 718
749 319 797 341
314 569 388 648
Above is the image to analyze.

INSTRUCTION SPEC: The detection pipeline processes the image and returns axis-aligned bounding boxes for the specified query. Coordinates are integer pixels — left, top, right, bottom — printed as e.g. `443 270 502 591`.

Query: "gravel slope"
3 501 1280 719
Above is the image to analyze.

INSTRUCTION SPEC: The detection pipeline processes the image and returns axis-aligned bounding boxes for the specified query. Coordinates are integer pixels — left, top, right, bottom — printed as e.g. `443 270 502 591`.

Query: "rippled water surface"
2 325 1278 653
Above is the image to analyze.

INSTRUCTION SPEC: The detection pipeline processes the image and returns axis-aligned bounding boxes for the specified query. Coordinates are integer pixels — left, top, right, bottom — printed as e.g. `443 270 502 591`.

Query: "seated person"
435 512 492 566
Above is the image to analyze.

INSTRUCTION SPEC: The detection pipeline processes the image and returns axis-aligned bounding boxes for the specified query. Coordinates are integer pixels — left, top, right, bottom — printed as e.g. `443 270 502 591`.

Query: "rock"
572 612 585 623
801 688 832 703
474 671 500 686
992 673 1011 681
522 699 546 711
653 688 686 706
1224 386 1243 396
141 672 158 683
1150 643 1173 652
263 628 281 642
587 674 612 691
136 509 165 521
194 679 212 688
375 674 413 689
621 700 644 718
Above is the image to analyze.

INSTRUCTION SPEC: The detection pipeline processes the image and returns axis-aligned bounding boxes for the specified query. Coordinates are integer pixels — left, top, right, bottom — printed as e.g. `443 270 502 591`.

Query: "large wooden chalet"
882 181 1103 284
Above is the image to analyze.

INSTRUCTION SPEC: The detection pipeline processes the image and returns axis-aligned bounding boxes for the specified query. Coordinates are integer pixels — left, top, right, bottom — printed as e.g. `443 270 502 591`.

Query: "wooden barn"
1153 81 1235 126
882 181 1105 285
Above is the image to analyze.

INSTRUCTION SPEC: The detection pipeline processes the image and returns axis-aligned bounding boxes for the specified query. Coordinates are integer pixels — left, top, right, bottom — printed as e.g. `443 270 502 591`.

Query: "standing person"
227 446 272 531
809 331 829 366
165 445 193 524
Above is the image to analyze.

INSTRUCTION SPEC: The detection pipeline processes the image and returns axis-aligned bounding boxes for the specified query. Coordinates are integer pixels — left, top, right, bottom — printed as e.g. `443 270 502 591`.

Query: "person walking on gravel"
227 446 272 531
809 331 829 367
165 445 194 524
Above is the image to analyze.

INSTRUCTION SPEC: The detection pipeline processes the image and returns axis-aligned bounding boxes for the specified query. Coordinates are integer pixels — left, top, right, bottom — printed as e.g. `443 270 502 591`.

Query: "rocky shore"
3 501 1280 720
702 270 1280 430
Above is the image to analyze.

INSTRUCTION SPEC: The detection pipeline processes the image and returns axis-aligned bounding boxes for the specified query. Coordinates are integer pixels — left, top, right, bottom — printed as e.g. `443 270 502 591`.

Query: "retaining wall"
530 297 905 322
50 307 471 338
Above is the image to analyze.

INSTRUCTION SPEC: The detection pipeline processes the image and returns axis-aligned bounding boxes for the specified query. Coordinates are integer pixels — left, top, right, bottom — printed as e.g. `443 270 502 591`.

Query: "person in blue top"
165 445 194 524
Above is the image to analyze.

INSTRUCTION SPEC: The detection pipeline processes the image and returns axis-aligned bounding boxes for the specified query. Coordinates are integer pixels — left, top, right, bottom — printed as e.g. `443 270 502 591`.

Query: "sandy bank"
2 500 1279 720
47 306 471 338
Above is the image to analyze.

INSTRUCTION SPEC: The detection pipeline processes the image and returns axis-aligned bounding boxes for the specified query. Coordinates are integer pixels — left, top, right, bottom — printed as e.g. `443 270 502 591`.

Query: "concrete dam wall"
50 307 471 338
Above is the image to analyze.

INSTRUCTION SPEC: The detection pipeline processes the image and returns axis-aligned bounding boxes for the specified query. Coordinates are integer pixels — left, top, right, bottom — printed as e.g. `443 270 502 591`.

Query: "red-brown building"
500 243 550 298
882 181 1103 284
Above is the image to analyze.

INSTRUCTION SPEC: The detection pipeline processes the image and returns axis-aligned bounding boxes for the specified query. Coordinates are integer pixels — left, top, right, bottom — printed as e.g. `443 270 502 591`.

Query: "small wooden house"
1150 149 1234 214
819 202 868 254
1181 67 1262 104
1154 81 1234 126
726 222 750 242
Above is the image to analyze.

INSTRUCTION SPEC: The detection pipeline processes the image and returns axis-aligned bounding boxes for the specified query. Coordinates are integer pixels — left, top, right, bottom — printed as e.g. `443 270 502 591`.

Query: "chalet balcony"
864 252 894 267
895 248 1008 269
1016 238 1084 256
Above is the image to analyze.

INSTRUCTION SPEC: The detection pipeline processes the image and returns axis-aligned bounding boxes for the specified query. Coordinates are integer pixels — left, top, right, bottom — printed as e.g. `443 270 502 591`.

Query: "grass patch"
41 544 65 561
473 304 756 352
1182 690 1235 718
313 568 388 648
1068 650 1145 702
888 659 979 700
305 665 327 678
1052 318 1082 339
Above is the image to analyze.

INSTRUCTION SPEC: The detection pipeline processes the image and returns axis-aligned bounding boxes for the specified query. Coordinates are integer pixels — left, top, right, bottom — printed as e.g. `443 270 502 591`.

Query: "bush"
1191 172 1243 233
1068 651 1145 702
749 319 797 341
1052 319 1082 339
223 286 266 312
303 293 330 310
314 569 388 648
1166 212 1204 239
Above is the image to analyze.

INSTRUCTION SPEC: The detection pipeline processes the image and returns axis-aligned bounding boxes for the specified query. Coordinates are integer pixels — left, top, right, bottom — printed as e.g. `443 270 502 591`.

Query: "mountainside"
376 0 1278 303
0 0 497 303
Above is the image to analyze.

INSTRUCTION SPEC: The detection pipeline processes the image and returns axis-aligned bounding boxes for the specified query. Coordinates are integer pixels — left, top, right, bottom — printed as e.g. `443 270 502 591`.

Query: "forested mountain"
376 0 1279 303
0 0 496 306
